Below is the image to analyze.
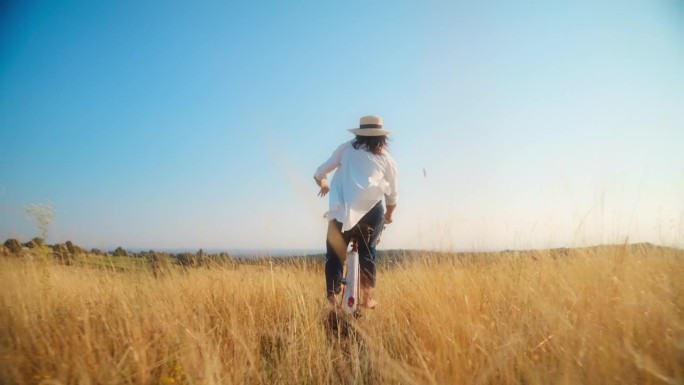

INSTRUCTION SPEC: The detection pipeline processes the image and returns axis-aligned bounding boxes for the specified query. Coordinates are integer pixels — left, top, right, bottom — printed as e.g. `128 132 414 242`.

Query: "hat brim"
348 128 393 136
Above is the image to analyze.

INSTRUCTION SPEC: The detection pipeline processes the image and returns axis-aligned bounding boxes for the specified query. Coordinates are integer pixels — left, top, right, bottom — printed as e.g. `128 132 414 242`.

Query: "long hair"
352 135 388 155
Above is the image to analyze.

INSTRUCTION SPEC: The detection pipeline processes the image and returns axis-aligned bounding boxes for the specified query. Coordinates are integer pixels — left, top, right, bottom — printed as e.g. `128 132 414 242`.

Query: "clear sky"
1 0 683 252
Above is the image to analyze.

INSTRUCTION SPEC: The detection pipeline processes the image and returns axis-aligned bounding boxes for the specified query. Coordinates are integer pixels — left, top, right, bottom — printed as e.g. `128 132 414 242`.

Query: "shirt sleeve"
314 142 348 180
384 154 399 205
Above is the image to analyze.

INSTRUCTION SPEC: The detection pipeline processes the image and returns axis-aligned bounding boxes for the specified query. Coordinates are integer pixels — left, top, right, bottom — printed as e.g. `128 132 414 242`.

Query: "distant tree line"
1 238 237 268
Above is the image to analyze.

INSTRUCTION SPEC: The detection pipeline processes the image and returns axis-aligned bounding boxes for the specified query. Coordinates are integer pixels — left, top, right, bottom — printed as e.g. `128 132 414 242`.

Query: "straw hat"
348 115 392 136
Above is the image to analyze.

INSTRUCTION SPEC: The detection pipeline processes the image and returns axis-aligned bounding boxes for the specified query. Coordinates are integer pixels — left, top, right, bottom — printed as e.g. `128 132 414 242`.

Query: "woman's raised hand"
384 204 396 224
317 180 330 197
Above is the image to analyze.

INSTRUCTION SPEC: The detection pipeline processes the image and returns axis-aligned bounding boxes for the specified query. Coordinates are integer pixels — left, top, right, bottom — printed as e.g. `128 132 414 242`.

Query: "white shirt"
315 140 399 232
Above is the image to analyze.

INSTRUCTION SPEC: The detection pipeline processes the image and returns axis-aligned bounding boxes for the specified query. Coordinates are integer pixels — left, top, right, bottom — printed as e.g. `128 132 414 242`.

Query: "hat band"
360 124 382 129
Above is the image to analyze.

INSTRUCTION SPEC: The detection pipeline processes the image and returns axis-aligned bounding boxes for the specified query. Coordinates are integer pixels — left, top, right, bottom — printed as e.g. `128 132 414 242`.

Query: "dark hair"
352 135 388 155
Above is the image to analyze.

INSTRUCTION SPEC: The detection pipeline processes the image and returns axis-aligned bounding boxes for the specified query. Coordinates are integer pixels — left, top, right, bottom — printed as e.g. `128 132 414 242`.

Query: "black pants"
325 201 385 296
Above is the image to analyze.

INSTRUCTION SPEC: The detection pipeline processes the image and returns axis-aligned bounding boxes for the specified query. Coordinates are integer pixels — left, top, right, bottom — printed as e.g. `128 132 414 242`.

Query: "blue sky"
1 0 683 252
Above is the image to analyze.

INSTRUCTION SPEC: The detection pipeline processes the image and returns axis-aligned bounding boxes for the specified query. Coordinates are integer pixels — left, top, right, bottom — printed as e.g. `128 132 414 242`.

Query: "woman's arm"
384 155 399 223
384 204 396 224
314 176 330 197
313 142 348 197
314 143 346 180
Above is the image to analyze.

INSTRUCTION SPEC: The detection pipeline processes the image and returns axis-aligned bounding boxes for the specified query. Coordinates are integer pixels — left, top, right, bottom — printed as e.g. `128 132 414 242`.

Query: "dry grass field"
1 244 683 385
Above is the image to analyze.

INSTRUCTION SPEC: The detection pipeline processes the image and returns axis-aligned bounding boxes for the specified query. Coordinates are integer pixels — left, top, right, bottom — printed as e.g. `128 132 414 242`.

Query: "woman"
314 115 398 309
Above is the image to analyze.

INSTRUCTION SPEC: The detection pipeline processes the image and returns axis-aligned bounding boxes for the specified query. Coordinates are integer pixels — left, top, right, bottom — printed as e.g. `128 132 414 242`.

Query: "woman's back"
320 141 398 232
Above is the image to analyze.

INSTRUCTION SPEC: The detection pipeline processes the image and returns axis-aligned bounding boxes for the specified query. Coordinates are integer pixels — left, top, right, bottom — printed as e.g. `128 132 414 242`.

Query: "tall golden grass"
1 245 683 384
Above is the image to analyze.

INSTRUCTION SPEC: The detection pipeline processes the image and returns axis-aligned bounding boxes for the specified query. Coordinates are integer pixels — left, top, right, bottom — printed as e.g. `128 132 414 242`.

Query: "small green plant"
159 363 186 385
